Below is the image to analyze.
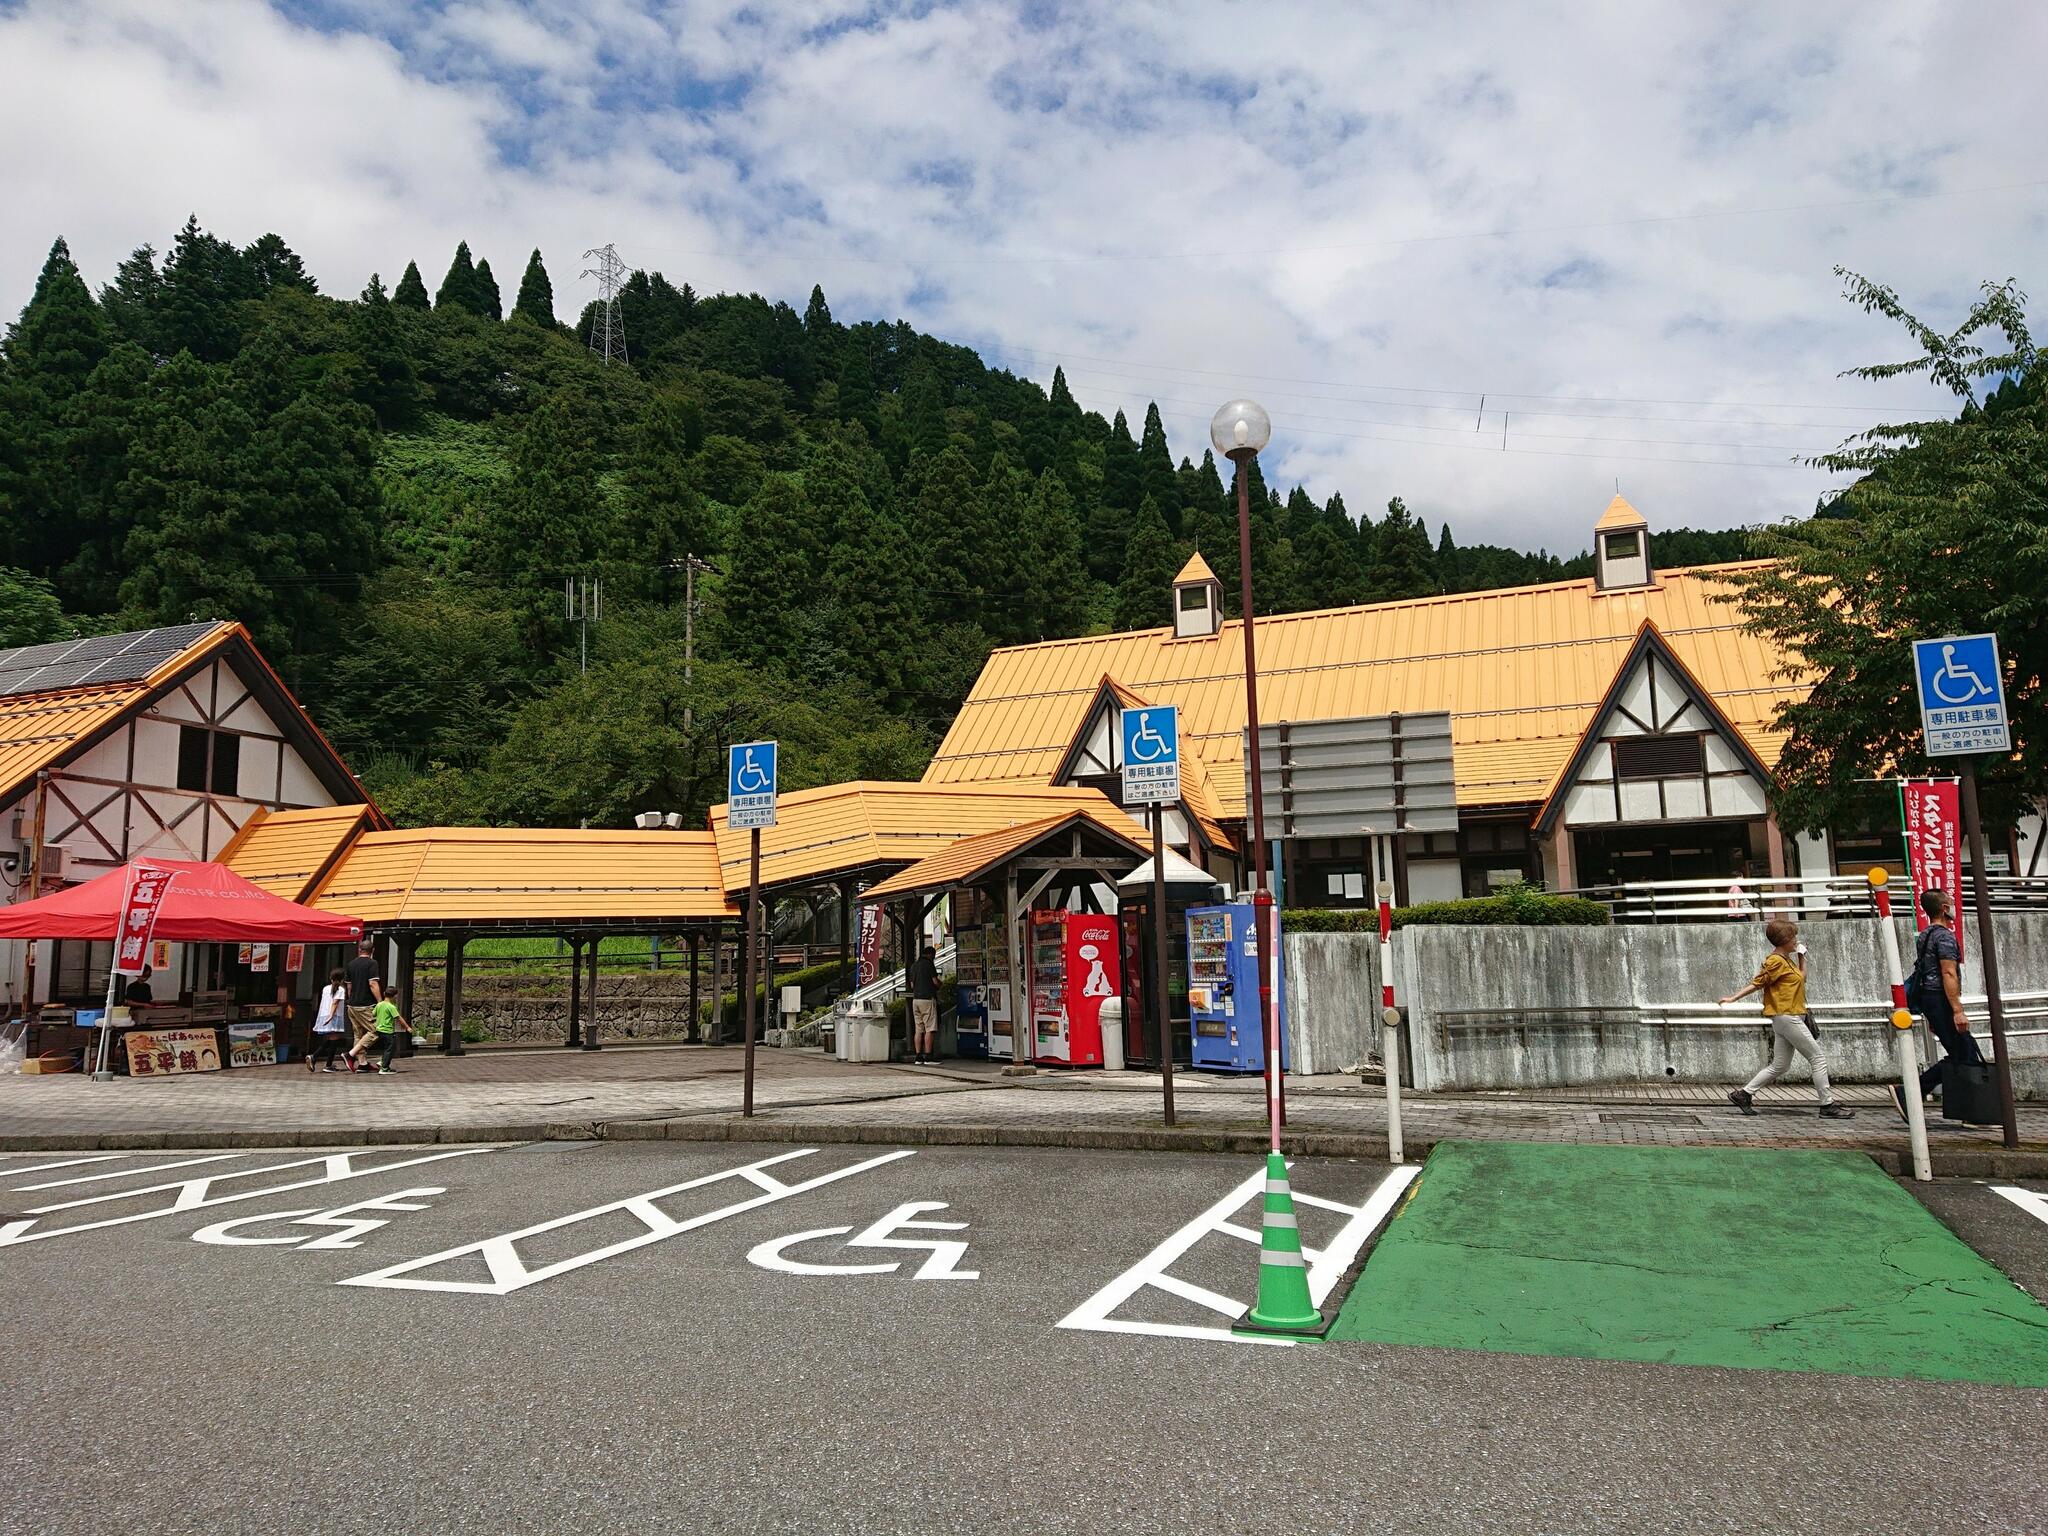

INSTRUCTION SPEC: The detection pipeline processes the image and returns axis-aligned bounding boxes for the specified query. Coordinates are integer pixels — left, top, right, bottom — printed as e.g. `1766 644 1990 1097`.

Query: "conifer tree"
822 461 925 707
512 249 555 326
160 215 251 361
836 341 880 441
1112 496 1181 630
908 446 996 625
98 245 164 352
349 277 418 430
474 258 503 321
1137 403 1179 532
1102 408 1142 512
1435 523 1463 589
435 241 481 314
393 261 430 310
720 475 821 677
490 389 604 636
1018 469 1092 639
1368 496 1439 600
244 233 317 294
0 239 110 571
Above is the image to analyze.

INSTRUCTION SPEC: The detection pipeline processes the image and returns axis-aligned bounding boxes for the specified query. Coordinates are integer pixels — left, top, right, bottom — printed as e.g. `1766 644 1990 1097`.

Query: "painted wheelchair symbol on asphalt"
747 1201 979 1280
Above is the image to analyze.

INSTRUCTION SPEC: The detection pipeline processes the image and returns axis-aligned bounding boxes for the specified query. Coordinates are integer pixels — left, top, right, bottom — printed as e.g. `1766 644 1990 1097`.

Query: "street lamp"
1209 399 1283 1153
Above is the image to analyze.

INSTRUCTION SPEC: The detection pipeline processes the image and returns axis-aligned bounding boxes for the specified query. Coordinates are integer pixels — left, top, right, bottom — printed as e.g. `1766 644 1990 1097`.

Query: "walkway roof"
707 781 1144 895
923 561 1796 816
220 804 378 902
307 826 735 932
858 807 1151 906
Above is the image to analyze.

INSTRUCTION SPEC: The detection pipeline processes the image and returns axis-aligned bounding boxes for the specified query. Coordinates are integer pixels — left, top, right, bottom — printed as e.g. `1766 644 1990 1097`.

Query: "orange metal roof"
219 804 374 901
0 623 239 804
310 827 735 927
858 808 1151 905
1175 551 1219 585
707 781 1144 892
924 561 1800 815
1594 494 1649 531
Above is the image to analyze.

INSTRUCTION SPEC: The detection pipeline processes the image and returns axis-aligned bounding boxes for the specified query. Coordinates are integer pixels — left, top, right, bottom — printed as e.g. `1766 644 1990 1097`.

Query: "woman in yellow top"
1720 918 1854 1119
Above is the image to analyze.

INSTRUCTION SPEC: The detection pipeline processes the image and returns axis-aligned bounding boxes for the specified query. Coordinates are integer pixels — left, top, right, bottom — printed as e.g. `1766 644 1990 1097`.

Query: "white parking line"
1058 1163 1419 1348
1991 1185 2048 1227
340 1148 915 1295
0 1149 497 1247
0 1155 124 1180
14 1153 244 1191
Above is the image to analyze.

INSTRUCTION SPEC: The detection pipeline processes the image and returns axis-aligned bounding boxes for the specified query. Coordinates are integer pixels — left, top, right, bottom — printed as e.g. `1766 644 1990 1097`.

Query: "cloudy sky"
4 0 2043 551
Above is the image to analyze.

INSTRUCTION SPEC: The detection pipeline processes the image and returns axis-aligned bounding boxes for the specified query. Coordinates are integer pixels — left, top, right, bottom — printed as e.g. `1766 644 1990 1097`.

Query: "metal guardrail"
831 941 957 1019
1565 874 2048 923
1431 989 2048 1046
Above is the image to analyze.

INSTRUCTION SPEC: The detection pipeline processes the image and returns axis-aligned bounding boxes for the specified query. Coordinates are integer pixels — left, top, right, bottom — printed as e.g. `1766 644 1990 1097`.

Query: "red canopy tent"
0 859 363 944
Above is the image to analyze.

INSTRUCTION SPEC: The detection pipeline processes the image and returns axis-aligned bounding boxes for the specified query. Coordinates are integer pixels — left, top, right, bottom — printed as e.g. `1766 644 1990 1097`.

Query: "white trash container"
1099 996 1125 1072
841 1006 891 1063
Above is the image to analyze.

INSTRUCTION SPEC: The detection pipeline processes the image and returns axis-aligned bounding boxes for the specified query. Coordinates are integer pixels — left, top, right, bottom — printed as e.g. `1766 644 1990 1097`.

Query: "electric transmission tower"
580 243 628 365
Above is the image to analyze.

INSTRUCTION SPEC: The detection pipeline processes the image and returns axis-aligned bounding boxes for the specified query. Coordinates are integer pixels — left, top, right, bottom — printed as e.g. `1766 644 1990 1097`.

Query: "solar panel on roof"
0 621 224 701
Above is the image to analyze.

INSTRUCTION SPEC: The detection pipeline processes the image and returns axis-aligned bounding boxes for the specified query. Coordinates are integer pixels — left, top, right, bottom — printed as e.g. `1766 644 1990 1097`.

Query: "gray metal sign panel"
1250 712 1459 838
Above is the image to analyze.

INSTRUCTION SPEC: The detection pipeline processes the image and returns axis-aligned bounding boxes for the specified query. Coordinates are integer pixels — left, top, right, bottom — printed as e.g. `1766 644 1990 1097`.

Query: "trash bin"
840 1005 890 1063
1099 997 1125 1072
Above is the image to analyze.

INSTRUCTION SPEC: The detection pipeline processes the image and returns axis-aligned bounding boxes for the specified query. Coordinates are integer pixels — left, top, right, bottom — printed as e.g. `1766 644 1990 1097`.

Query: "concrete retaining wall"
1287 915 2048 1097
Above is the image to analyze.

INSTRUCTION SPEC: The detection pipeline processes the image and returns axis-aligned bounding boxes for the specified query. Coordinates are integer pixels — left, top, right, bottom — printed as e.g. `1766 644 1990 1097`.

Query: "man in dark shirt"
910 944 940 1065
123 966 155 1008
1893 888 1979 1120
343 940 384 1068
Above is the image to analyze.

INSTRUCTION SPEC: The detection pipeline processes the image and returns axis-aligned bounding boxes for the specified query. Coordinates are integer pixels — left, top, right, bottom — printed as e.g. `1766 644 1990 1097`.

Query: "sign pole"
1957 761 2018 1148
1868 869 1932 1181
742 827 760 1118
1152 808 1175 1126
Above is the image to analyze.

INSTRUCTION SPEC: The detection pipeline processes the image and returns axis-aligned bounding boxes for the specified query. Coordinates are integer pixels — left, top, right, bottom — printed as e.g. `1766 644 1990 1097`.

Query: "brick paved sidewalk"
3 1042 2042 1177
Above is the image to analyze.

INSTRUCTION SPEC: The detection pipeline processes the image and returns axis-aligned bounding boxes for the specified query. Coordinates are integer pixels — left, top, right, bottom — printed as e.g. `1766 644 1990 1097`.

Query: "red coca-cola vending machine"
1027 910 1119 1067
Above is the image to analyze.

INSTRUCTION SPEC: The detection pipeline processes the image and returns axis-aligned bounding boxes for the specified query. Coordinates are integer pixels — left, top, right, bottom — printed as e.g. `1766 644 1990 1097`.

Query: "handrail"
1561 872 2048 922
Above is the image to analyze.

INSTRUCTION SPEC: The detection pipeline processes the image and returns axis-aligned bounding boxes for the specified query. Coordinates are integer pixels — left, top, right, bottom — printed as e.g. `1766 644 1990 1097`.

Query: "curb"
7 1118 2046 1180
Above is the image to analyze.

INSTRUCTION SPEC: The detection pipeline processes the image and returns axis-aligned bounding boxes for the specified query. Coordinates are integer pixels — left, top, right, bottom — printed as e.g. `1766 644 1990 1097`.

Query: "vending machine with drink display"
1027 909 1119 1066
950 922 1000 1059
1184 904 1287 1073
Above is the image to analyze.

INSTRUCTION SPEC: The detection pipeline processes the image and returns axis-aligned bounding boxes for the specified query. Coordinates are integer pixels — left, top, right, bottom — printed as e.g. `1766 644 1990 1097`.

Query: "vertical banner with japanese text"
1900 777 1963 960
856 902 884 988
114 863 177 975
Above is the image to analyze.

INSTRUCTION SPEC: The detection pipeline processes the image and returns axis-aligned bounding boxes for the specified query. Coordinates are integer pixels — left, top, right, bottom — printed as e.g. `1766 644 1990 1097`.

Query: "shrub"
1284 883 1608 932
713 958 857 1029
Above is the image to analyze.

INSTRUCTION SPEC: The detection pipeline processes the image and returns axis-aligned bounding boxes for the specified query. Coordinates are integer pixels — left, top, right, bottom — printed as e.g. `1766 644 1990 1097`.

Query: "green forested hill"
0 219 1755 828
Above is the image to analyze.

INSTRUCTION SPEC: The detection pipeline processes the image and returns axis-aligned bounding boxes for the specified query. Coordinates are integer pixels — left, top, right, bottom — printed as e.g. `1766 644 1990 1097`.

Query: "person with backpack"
307 967 350 1073
1721 917 1854 1118
1892 887 1980 1123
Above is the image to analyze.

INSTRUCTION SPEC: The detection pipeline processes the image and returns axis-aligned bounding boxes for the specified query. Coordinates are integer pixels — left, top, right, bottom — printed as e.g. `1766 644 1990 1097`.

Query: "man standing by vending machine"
910 943 940 1064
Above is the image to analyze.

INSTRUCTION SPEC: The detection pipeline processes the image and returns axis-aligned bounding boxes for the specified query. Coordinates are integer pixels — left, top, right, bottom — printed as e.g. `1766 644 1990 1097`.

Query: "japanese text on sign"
1119 706 1181 806
115 863 177 975
1901 778 1963 960
1912 634 2011 757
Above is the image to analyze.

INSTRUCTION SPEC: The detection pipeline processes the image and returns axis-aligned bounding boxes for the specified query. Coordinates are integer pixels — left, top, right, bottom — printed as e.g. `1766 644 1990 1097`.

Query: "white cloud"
4 0 2043 551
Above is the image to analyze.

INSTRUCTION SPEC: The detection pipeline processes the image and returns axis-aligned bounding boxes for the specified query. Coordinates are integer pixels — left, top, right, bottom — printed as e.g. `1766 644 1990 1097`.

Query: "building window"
1612 734 1705 780
1177 585 1208 613
1602 531 1642 562
176 726 241 796
210 732 240 795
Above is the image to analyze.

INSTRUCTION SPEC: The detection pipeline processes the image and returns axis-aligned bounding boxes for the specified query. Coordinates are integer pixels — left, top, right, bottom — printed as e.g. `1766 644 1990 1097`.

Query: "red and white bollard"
1869 867 1932 1182
1377 877 1404 1165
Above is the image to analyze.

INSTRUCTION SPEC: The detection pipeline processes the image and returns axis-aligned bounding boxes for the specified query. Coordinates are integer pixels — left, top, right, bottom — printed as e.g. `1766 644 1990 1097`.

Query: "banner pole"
1869 869 1931 1181
1958 761 2018 1148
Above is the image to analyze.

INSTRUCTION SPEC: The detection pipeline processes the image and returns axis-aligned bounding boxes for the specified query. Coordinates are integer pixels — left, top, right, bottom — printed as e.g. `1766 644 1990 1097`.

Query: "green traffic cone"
1237 1151 1328 1337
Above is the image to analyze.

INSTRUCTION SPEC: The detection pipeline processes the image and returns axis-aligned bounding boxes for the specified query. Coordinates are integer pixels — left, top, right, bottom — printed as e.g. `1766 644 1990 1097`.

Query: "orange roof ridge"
1175 551 1219 585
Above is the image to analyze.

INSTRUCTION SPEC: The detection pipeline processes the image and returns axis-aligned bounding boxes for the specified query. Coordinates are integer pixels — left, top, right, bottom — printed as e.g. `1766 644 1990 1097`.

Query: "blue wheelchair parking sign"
1912 634 2010 756
1119 706 1180 805
728 740 778 828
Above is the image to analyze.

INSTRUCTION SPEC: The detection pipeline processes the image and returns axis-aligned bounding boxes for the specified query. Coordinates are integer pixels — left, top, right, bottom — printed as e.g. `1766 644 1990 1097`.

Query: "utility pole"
565 575 601 676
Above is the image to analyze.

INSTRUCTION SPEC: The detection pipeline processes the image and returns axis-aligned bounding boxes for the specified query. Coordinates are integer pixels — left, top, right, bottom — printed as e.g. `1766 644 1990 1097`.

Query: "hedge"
713 958 857 1029
1284 884 1609 932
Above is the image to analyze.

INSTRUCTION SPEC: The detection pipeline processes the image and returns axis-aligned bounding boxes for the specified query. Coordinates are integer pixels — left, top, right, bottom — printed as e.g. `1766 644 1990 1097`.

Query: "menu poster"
151 940 171 971
125 1028 223 1078
250 944 271 973
228 1022 277 1068
285 943 305 973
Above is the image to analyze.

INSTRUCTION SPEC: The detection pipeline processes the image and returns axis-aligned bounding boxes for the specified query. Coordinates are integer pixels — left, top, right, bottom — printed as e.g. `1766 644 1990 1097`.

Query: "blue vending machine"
1184 904 1288 1073
949 923 993 1059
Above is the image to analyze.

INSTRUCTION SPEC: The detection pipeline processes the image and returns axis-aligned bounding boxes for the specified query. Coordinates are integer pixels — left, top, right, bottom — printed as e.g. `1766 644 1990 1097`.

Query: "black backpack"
1903 928 1934 1013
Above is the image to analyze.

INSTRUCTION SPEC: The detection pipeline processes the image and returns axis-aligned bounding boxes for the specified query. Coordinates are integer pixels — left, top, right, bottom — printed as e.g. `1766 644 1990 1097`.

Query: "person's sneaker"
323 1064 341 1073
377 1066 395 1075
1727 1088 1758 1116
1819 1102 1855 1119
1888 1083 1912 1124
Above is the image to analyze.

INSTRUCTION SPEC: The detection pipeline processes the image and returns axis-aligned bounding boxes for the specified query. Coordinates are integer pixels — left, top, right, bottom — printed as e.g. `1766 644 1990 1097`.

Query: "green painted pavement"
1331 1141 2048 1385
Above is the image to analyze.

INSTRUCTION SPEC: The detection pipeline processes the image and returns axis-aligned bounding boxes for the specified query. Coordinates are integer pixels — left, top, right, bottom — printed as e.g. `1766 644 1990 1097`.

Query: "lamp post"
1210 399 1283 1153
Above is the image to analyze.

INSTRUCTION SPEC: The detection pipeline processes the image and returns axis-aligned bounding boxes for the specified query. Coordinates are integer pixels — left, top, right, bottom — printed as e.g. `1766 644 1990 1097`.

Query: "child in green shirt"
370 995 409 1076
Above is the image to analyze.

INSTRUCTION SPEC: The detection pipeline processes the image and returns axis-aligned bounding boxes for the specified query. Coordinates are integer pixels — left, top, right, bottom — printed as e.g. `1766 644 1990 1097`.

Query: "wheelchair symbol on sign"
1127 712 1171 763
746 1201 978 1279
1929 644 1995 705
733 749 771 793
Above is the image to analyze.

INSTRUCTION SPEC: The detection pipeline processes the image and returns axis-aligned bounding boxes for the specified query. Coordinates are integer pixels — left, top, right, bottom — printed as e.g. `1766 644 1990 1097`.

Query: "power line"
954 333 1929 416
657 176 2048 268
